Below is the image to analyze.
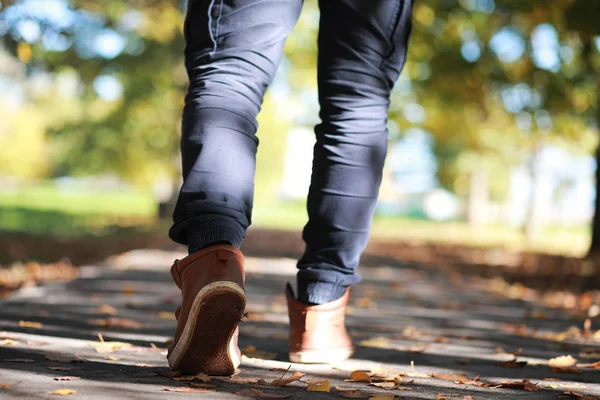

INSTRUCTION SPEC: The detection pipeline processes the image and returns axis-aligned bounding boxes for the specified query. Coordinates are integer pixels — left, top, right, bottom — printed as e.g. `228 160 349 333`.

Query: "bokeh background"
0 0 599 265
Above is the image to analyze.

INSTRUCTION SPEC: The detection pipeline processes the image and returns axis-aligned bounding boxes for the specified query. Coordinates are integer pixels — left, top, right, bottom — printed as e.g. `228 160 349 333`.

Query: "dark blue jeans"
170 0 413 304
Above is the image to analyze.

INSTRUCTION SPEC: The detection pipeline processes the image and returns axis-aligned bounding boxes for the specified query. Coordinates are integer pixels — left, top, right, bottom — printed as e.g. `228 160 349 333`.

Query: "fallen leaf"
49 366 71 371
88 341 132 353
348 371 371 382
432 373 468 382
4 358 34 363
493 379 540 392
174 372 211 383
96 305 117 316
307 380 330 392
578 361 600 369
18 321 42 329
53 377 80 381
549 355 577 368
50 389 76 396
563 391 600 400
271 371 305 386
163 387 215 393
45 354 83 363
236 388 292 398
552 366 582 374
88 318 143 329
0 383 13 389
359 337 390 348
105 356 121 361
0 339 15 345
122 285 136 295
242 345 277 360
158 311 176 320
499 359 528 368
370 382 395 390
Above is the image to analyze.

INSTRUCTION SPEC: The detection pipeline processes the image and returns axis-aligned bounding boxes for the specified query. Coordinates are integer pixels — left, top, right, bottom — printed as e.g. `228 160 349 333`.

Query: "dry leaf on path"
158 311 176 320
45 354 83 363
563 391 600 400
88 341 132 353
53 377 80 381
552 366 582 374
19 321 42 329
163 387 215 393
271 372 305 386
307 380 330 392
236 388 292 398
549 355 577 368
499 359 528 368
432 373 468 382
493 379 540 392
0 383 13 389
0 339 15 345
348 371 371 382
370 382 395 390
50 389 76 396
105 356 121 361
96 305 117 316
174 372 211 383
4 358 34 363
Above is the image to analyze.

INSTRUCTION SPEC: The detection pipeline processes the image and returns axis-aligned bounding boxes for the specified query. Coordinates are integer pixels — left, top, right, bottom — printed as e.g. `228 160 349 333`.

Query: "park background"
0 0 599 276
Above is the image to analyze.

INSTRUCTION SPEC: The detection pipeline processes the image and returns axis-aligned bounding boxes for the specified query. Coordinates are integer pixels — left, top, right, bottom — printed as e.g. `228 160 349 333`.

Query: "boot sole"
168 281 246 375
289 348 354 364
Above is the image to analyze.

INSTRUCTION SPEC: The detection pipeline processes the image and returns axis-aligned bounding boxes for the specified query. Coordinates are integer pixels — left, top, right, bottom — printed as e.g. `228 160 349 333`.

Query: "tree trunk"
467 167 488 226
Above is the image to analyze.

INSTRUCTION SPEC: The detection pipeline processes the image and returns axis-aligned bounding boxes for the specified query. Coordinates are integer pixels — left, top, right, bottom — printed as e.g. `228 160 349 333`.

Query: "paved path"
0 250 599 399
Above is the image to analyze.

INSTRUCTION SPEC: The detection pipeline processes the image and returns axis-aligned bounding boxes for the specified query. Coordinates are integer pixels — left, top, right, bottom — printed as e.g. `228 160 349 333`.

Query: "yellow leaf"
349 371 371 382
158 311 176 320
87 341 132 353
271 371 305 386
19 320 42 329
96 305 117 316
50 389 76 396
307 380 330 392
105 356 121 361
549 355 577 368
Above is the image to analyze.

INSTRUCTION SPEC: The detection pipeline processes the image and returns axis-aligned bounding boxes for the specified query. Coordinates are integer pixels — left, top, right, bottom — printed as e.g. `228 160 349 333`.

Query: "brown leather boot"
167 245 246 375
286 283 353 363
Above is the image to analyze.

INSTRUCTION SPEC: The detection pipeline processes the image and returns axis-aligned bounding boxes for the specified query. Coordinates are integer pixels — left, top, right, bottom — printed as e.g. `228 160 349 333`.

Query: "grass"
0 183 591 256
252 201 591 257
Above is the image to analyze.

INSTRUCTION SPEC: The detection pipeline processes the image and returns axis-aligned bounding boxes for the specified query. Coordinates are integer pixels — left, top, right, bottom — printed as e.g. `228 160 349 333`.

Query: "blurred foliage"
0 0 598 203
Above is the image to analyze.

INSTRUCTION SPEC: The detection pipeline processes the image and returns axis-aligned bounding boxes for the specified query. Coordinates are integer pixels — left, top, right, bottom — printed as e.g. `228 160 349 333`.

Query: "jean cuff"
186 219 245 254
297 279 347 305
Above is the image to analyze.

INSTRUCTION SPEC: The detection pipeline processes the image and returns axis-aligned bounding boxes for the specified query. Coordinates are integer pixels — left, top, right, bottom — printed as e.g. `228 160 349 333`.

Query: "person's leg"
170 0 303 253
297 0 413 304
168 0 302 375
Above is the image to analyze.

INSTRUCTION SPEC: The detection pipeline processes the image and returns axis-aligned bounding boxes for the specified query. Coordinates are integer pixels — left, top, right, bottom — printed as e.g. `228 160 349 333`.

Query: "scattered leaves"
54 377 80 381
18 321 42 329
432 373 468 382
307 380 330 392
549 355 577 368
50 389 76 396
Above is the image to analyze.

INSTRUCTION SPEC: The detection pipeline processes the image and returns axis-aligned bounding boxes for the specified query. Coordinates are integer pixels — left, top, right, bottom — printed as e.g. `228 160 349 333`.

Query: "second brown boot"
167 245 246 375
286 283 353 363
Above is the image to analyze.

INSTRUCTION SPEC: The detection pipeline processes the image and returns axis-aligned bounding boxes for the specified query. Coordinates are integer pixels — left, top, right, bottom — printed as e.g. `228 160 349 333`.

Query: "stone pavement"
0 249 598 399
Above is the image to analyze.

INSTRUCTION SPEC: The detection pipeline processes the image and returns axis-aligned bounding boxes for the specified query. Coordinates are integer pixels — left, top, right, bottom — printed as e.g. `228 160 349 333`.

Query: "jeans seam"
207 0 218 53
